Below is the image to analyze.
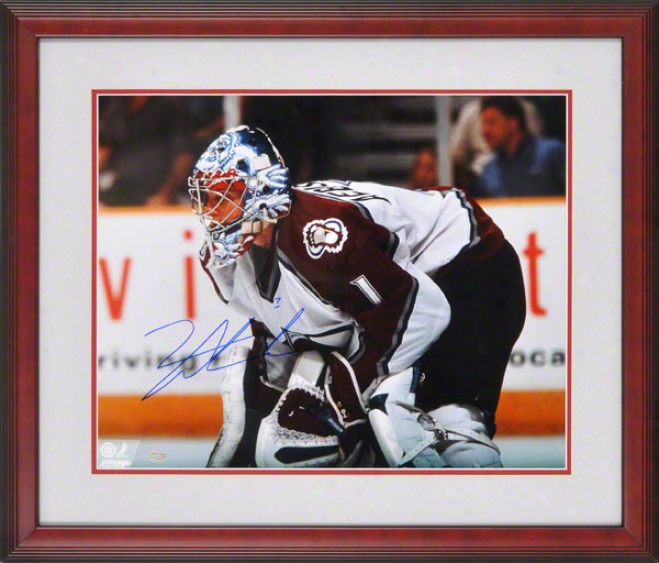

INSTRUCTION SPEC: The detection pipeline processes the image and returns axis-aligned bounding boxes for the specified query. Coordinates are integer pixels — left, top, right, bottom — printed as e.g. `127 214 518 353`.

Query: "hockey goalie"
188 126 526 468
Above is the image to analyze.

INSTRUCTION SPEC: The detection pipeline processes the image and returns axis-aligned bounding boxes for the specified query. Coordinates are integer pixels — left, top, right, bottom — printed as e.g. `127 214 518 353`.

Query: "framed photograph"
2 1 656 561
94 91 569 475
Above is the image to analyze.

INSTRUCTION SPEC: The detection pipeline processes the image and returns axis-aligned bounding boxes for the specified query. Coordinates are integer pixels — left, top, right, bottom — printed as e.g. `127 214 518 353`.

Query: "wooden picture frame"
2 1 656 561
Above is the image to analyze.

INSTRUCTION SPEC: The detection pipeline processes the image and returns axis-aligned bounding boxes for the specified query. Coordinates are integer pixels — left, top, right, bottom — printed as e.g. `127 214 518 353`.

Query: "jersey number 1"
350 275 383 306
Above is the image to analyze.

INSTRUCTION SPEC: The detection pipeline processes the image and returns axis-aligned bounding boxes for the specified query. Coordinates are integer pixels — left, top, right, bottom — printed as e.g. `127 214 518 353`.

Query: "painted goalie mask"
188 126 291 267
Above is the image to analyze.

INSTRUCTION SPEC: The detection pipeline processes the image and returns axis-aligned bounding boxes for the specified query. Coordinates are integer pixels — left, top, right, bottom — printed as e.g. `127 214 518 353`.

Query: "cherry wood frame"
2 1 657 561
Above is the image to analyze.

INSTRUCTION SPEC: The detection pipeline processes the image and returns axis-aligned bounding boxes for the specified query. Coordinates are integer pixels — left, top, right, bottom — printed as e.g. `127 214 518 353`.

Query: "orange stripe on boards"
98 204 189 215
98 390 565 438
496 389 566 436
476 195 566 207
98 394 223 438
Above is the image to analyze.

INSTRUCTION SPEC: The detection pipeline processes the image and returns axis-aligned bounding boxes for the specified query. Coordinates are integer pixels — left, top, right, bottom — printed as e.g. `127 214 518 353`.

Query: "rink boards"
96 197 568 438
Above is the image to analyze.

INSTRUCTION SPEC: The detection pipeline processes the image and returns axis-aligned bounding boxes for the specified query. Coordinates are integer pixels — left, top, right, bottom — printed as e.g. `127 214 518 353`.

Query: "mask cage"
188 174 256 235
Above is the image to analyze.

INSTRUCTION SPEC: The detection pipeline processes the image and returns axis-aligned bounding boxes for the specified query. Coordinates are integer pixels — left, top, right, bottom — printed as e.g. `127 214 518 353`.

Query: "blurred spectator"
98 96 195 206
183 96 226 153
449 97 543 194
532 95 567 140
240 96 338 184
473 96 565 198
408 145 438 190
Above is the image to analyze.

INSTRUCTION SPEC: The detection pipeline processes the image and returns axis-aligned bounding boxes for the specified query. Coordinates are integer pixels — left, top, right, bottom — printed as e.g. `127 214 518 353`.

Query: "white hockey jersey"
200 180 503 390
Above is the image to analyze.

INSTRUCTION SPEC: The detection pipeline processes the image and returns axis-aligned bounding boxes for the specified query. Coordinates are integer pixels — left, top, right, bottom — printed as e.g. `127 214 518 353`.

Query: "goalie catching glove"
255 351 366 468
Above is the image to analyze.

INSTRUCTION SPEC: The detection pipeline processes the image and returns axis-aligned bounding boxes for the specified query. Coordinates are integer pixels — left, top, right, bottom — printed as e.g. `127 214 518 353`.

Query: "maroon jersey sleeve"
279 190 447 390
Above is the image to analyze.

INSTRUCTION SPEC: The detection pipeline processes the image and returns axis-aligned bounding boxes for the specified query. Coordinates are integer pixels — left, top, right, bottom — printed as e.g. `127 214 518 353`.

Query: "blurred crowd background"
98 94 567 207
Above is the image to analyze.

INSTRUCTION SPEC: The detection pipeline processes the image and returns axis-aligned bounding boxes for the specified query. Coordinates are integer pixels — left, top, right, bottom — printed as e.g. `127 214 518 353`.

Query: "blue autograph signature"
142 308 304 399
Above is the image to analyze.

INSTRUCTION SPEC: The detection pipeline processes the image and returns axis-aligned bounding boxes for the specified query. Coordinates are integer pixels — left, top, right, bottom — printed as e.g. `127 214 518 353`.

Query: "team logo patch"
302 218 348 259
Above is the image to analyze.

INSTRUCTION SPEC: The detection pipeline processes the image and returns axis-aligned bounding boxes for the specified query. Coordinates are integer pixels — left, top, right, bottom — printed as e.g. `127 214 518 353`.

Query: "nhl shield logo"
302 218 348 259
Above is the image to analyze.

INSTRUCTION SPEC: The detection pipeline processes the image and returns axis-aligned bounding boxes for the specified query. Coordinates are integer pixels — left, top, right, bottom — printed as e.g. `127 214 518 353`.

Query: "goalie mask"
188 126 291 267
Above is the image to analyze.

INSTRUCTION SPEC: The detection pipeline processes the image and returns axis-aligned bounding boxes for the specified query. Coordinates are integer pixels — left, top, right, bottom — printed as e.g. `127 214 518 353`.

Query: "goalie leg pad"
428 404 503 468
288 350 326 387
206 344 250 468
368 369 448 468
